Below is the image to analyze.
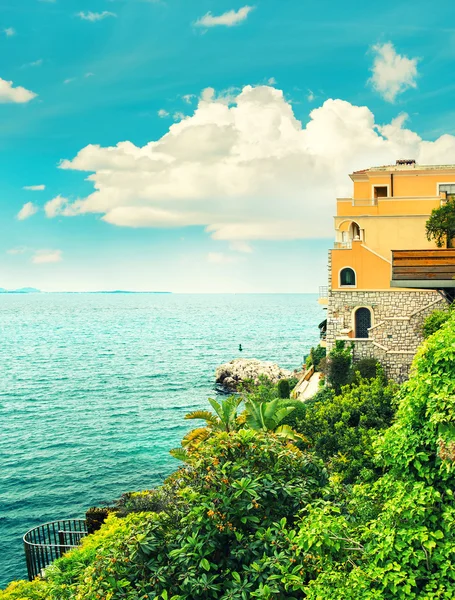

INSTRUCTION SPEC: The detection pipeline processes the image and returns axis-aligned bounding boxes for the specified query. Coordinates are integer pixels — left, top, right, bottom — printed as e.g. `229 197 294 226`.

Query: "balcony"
318 286 328 305
334 241 352 249
23 519 88 580
391 249 455 300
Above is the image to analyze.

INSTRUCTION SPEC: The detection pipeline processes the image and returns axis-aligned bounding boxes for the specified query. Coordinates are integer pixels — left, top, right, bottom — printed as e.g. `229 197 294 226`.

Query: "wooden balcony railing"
391 249 455 288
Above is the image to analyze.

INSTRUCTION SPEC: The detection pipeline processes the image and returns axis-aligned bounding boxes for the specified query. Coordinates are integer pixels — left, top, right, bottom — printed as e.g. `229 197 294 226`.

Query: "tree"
425 198 455 248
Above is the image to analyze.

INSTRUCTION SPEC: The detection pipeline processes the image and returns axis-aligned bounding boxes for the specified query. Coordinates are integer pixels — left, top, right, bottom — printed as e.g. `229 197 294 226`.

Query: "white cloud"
22 59 43 68
0 78 37 103
85 72 94 78
55 84 455 242
76 11 116 22
44 195 75 218
307 90 315 102
17 202 38 220
230 241 253 253
4 27 15 37
369 42 418 103
267 77 277 85
158 108 169 118
32 249 62 264
195 5 255 27
7 246 27 255
183 94 196 104
23 184 45 191
63 78 75 84
173 111 186 121
207 252 242 264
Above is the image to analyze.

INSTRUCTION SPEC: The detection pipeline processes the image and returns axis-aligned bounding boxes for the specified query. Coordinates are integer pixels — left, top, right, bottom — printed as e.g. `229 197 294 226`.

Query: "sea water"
0 293 324 587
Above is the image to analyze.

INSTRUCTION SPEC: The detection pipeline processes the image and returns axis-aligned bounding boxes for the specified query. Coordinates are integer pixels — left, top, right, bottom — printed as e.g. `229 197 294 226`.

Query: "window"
374 186 388 199
355 307 371 338
340 268 356 286
439 184 455 200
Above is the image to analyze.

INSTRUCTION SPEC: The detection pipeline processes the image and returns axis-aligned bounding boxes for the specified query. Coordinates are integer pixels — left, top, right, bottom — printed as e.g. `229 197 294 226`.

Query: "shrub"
293 374 397 483
353 358 381 380
311 345 327 371
422 307 450 338
277 378 290 399
326 341 353 394
0 580 47 600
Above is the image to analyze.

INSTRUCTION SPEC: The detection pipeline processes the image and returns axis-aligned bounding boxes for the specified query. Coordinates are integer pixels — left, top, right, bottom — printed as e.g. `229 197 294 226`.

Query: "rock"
215 358 293 391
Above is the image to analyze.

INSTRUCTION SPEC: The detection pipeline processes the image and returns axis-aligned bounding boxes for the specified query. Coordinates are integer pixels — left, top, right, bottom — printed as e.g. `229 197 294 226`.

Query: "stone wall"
326 285 445 383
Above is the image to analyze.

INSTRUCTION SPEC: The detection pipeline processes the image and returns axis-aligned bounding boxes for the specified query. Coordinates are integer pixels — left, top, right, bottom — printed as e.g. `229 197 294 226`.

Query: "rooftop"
352 161 455 176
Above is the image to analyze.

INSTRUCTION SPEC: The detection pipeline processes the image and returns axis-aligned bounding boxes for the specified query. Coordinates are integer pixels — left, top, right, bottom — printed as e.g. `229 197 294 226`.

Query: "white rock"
215 358 292 390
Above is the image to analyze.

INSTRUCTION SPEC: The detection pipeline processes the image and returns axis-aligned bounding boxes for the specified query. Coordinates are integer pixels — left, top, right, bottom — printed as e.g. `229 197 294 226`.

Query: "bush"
312 345 327 371
353 358 381 380
0 580 47 600
277 378 290 399
422 307 450 338
326 341 353 394
293 374 397 483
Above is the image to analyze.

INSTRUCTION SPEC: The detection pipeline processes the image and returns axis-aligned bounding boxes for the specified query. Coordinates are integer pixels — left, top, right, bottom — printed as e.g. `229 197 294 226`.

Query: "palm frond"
169 447 190 462
274 406 295 425
185 410 219 426
274 425 307 443
181 427 210 447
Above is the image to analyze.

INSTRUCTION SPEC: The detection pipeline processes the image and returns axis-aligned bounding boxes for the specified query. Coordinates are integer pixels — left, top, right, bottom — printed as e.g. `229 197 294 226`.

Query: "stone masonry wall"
326 286 445 383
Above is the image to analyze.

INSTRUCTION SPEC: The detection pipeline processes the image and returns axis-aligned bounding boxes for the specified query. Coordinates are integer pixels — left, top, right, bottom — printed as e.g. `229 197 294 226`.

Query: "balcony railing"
24 519 88 580
334 241 352 249
319 286 328 299
338 196 444 207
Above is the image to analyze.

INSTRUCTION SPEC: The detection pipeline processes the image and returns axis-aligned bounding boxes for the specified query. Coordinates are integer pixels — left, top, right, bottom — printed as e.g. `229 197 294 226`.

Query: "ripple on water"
0 293 323 588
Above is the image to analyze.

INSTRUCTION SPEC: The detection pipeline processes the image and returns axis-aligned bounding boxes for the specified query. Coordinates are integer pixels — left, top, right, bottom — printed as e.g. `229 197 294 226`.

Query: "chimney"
396 159 416 166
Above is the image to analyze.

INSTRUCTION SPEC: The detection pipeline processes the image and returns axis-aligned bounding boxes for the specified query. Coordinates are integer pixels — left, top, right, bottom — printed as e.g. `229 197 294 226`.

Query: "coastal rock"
215 358 292 390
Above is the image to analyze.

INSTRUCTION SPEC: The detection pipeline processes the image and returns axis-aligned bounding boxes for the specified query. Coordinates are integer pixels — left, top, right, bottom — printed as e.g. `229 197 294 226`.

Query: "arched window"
355 307 371 338
340 268 356 287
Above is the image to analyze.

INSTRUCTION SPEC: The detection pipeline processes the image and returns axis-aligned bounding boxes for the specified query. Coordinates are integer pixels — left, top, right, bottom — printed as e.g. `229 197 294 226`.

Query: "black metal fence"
23 519 88 580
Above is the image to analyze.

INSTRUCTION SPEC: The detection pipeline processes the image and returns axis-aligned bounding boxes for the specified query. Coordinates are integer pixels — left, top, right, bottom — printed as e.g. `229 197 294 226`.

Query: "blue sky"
1 0 455 292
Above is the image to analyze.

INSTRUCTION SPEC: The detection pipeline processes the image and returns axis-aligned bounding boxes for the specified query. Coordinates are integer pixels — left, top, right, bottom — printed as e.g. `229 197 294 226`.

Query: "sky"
1 0 455 293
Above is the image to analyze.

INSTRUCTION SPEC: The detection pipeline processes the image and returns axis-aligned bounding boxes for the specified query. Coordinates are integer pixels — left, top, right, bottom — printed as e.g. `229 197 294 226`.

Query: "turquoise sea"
0 293 324 588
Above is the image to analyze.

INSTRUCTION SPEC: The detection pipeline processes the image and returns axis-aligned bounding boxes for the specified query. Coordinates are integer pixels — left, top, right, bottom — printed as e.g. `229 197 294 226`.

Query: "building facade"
322 160 455 382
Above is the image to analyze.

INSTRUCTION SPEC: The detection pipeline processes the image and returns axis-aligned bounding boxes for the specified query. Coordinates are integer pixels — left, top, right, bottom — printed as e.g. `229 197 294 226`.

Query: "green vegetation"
3 318 455 599
277 378 290 399
422 306 451 338
325 340 353 393
425 197 455 247
305 344 326 371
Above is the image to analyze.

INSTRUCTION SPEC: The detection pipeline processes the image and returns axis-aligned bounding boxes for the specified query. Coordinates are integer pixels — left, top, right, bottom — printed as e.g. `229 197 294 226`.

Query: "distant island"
0 287 41 294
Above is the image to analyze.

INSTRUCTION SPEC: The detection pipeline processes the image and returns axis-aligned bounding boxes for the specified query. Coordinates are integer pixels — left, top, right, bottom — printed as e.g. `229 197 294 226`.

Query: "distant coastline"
0 288 171 294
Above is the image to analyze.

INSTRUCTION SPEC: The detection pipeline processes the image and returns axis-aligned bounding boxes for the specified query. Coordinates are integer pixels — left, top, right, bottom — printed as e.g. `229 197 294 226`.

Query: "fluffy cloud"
369 42 418 102
158 109 169 118
17 202 38 220
0 78 37 103
76 11 116 22
4 28 15 37
55 85 455 242
44 195 76 218
195 6 254 27
32 249 62 264
23 184 45 191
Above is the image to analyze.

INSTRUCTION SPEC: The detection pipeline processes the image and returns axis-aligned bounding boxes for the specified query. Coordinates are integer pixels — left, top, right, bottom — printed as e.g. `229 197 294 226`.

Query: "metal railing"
319 286 328 298
23 519 88 580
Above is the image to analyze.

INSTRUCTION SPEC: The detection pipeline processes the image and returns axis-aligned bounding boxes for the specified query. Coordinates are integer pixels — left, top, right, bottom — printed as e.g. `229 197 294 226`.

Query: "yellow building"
324 159 453 382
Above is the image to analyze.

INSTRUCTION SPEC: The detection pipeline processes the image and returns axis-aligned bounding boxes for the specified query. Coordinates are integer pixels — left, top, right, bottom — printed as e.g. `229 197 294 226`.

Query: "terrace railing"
23 519 88 581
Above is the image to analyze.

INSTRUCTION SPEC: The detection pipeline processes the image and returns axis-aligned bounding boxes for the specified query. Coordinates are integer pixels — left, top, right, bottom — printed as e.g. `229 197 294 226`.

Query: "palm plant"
171 397 243 457
245 398 305 442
